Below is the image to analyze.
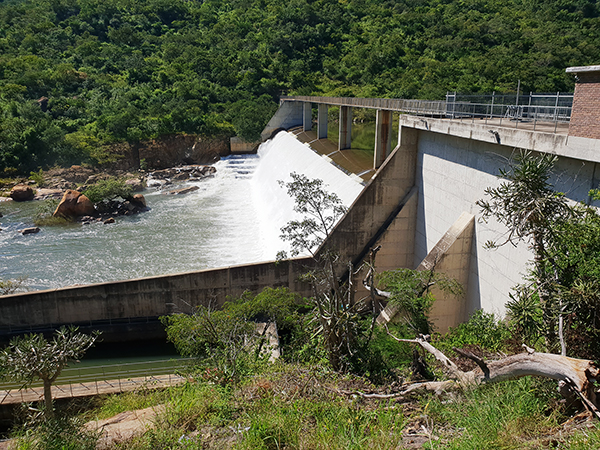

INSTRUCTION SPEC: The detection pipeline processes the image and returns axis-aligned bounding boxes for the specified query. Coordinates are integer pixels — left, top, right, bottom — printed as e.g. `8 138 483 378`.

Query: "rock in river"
53 190 95 218
20 227 40 235
10 185 35 202
166 186 200 195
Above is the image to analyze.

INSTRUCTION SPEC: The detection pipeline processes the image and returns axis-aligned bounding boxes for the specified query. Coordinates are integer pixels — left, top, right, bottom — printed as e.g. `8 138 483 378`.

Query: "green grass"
425 378 564 449
9 363 600 449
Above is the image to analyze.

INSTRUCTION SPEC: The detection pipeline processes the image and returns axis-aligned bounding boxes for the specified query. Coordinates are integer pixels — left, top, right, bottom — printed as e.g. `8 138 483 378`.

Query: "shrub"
82 178 133 204
436 309 511 354
28 169 44 187
34 199 72 226
162 288 306 384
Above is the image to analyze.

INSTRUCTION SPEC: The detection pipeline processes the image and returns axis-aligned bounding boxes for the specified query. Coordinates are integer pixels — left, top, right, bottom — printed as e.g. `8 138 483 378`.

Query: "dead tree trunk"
389 333 600 417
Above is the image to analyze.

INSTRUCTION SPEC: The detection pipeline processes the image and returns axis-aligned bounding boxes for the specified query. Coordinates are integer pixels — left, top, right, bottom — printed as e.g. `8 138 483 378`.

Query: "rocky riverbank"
0 163 217 226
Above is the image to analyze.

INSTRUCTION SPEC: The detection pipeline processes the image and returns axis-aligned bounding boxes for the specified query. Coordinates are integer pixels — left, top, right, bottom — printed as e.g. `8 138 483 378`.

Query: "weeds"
33 199 72 226
425 378 563 449
13 417 99 450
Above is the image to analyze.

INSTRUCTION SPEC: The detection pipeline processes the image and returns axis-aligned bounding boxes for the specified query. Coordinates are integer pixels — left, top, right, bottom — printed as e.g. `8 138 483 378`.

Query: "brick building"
567 65 600 139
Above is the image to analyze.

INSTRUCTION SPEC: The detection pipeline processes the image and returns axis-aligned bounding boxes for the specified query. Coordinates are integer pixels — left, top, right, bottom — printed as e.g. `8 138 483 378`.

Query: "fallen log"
387 331 600 418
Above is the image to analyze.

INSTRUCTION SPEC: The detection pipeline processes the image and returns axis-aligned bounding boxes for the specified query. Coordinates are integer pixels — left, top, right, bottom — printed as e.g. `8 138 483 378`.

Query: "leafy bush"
0 277 26 296
436 309 511 354
28 169 44 187
377 268 463 336
82 178 133 204
162 287 305 384
506 286 545 348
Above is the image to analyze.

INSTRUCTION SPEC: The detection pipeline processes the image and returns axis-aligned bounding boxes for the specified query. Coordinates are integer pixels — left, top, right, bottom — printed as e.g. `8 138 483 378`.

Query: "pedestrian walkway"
0 373 186 405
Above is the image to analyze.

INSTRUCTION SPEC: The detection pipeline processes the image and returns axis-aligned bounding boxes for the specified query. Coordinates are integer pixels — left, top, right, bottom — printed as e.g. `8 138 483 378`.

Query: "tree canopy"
0 0 598 173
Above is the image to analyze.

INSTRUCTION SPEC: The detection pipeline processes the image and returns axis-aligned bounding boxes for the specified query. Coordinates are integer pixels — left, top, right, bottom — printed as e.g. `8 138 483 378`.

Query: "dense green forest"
1 0 599 174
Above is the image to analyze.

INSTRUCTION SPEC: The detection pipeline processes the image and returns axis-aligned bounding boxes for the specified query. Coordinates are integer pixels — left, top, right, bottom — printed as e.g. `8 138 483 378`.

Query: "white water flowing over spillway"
252 131 365 259
0 132 364 291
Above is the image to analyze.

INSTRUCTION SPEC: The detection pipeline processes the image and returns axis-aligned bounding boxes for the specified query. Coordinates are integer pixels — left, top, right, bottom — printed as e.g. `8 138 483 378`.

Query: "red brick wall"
569 72 600 139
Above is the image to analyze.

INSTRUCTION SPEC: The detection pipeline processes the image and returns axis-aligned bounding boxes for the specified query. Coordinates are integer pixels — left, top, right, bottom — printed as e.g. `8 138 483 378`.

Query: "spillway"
0 132 364 291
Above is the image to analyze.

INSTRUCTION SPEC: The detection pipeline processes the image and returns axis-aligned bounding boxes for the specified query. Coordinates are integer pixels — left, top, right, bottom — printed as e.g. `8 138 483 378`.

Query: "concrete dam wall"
4 89 600 340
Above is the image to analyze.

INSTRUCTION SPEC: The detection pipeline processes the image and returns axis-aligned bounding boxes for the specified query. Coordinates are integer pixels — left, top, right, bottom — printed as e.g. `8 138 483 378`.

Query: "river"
0 131 365 292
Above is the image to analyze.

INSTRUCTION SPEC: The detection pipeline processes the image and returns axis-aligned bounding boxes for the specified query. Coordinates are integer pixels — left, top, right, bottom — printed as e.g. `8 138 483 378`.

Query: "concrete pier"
339 105 352 150
318 103 328 139
374 109 392 168
303 102 312 132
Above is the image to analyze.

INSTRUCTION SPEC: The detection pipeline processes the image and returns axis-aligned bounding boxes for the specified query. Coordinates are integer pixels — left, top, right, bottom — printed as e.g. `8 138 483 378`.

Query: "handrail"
0 357 194 391
283 94 572 133
282 95 447 116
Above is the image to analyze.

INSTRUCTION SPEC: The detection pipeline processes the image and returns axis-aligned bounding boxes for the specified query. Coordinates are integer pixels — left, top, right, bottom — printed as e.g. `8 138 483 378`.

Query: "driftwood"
388 331 600 418
331 381 456 400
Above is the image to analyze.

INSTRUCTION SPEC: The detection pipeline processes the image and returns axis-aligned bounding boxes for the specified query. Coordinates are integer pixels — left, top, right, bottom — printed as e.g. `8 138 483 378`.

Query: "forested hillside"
1 0 599 174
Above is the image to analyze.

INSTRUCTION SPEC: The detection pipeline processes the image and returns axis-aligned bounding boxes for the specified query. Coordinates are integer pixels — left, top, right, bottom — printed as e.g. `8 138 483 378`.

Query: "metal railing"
0 358 193 392
283 93 573 133
445 91 573 132
282 95 447 117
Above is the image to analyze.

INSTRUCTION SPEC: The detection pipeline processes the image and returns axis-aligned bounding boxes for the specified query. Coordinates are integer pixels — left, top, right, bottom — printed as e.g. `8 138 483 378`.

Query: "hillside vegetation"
1 0 599 173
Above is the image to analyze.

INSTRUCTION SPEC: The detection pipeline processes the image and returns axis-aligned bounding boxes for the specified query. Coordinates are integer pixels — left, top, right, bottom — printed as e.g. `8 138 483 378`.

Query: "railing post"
553 91 560 133
452 91 457 119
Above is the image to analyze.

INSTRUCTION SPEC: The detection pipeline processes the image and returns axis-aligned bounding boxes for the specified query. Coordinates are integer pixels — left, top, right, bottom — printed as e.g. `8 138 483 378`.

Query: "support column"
374 109 392 168
303 102 312 132
339 106 352 150
377 212 475 333
317 104 328 139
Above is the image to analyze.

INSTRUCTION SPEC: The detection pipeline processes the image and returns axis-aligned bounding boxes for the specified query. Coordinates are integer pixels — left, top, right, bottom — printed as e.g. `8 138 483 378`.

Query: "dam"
1 64 599 340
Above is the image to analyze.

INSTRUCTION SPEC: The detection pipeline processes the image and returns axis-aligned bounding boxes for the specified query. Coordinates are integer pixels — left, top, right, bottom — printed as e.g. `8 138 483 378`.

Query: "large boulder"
131 194 146 208
53 190 95 218
10 185 35 202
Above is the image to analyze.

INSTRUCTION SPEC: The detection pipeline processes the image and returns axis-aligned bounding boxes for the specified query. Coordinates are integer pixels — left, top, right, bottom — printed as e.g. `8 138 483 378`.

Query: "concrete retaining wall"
0 259 313 340
322 126 418 268
413 127 599 316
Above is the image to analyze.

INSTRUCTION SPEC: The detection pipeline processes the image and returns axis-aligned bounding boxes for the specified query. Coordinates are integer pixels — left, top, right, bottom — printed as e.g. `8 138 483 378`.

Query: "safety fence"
0 358 193 404
284 92 574 133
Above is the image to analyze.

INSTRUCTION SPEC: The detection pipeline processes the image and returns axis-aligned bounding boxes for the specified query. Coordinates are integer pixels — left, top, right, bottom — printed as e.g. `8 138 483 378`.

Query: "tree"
477 150 573 354
230 95 278 143
539 200 600 359
278 172 361 371
0 327 99 419
278 172 348 258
